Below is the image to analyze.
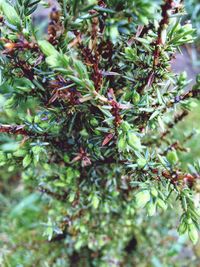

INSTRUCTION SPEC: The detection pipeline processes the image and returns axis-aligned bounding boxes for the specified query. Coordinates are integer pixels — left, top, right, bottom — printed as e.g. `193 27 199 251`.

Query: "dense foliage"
0 0 200 265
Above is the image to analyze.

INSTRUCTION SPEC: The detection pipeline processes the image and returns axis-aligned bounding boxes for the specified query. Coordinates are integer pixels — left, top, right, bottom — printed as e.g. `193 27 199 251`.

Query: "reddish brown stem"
160 110 189 139
0 124 28 135
153 0 173 67
138 0 174 92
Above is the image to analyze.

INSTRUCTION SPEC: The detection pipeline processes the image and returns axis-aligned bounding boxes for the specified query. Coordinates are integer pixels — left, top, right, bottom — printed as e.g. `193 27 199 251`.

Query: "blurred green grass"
0 186 69 267
173 100 200 167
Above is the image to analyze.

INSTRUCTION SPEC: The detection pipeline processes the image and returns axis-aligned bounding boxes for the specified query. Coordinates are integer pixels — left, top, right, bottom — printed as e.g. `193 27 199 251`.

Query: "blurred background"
0 0 200 266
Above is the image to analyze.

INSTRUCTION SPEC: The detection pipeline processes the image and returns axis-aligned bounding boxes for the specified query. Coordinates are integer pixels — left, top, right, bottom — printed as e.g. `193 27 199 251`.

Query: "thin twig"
0 124 28 135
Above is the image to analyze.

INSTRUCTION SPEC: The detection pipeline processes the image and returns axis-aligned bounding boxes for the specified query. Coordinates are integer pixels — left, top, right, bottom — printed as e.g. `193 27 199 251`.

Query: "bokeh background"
0 0 200 266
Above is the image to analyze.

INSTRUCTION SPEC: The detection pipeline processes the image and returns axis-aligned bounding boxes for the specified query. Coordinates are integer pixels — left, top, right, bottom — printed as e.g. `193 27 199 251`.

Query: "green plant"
185 0 200 66
0 0 200 265
185 0 200 38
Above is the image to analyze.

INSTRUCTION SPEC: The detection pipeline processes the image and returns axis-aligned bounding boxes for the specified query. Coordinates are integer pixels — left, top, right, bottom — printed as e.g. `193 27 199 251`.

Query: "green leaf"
167 150 179 165
0 151 6 162
67 75 85 87
117 134 127 152
188 224 199 244
93 6 115 14
23 154 32 168
137 157 147 168
178 221 187 235
127 131 142 151
92 195 100 209
147 201 156 216
149 110 160 120
135 190 151 209
73 60 89 79
1 1 21 27
38 40 59 57
157 199 167 211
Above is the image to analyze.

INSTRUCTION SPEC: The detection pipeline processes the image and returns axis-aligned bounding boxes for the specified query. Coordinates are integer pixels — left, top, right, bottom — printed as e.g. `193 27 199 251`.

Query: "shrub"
0 0 200 265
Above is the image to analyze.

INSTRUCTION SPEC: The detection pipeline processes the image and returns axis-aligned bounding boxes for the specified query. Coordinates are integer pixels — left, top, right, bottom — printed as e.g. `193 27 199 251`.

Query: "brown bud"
4 42 16 52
